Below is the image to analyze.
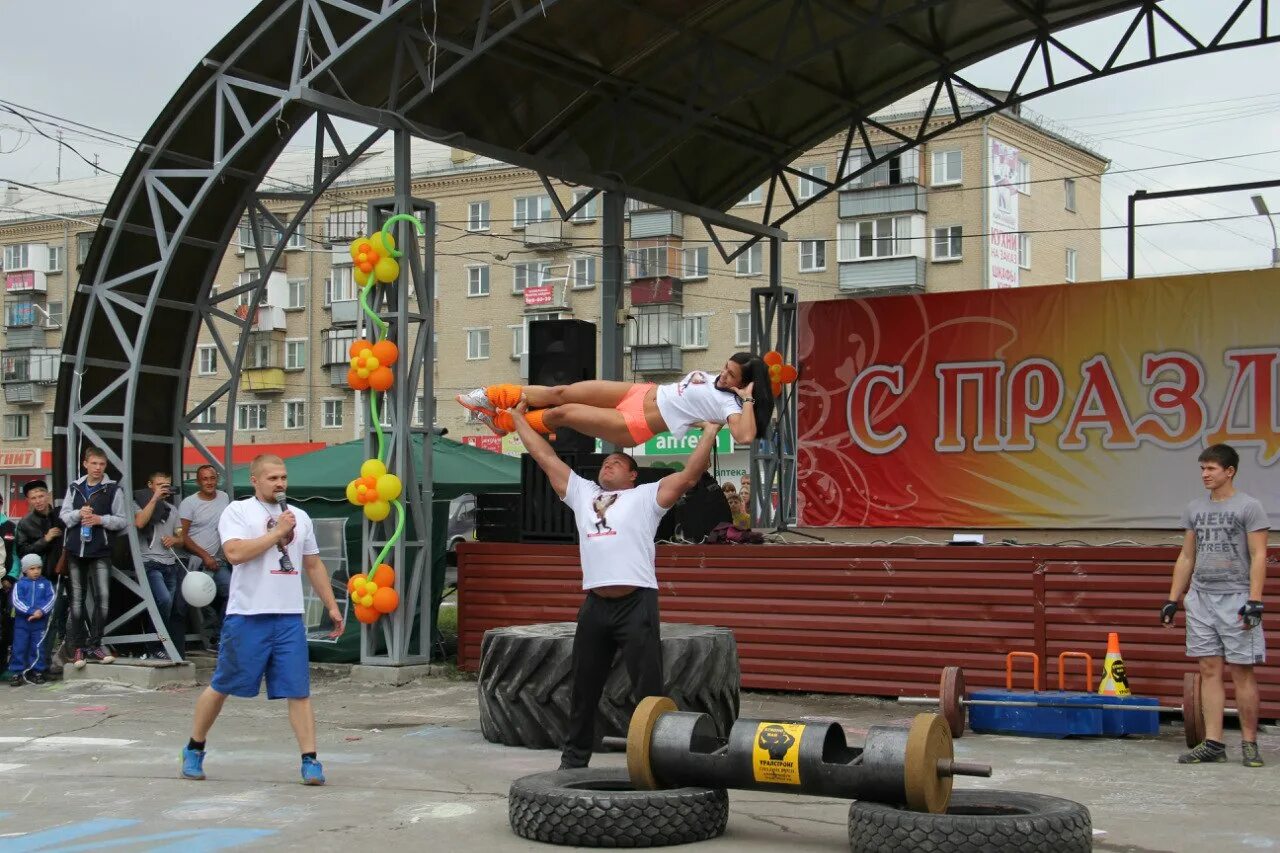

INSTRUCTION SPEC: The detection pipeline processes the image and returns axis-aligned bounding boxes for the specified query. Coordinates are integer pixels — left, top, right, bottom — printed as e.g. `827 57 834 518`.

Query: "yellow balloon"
361 459 387 479
374 257 400 284
356 367 370 379
345 480 360 505
356 346 372 360
376 474 402 502
370 231 396 255
349 357 359 369
364 500 391 522
364 355 380 370
360 594 374 607
354 267 373 288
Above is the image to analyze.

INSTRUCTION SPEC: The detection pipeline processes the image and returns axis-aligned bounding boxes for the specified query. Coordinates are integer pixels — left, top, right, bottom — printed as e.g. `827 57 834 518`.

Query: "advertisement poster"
989 139 1021 289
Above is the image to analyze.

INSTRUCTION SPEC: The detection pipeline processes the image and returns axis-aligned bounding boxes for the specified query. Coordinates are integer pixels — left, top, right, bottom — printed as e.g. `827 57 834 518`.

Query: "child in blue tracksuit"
11 554 55 685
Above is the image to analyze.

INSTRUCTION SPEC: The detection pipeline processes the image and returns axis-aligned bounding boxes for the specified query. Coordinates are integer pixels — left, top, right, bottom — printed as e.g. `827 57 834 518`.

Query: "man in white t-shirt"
505 398 723 769
179 454 343 786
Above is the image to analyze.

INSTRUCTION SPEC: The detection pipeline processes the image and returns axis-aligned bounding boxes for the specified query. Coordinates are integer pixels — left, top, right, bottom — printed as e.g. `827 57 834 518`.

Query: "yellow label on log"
752 722 805 785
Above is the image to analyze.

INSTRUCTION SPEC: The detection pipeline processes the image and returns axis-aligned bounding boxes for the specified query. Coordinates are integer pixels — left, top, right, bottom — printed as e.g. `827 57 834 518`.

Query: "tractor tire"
509 767 728 847
478 622 739 749
848 790 1092 853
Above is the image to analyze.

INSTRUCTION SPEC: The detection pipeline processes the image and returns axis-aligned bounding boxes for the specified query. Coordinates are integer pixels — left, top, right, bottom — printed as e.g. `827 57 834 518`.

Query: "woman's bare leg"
524 380 637 409
543 404 639 448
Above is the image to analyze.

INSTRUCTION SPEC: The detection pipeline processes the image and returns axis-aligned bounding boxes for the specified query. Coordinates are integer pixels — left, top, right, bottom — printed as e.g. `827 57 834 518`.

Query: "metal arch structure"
56 0 1280 662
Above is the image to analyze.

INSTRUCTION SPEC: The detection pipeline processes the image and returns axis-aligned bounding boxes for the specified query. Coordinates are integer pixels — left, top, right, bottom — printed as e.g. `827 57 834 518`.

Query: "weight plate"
939 666 967 739
1182 672 1204 748
903 713 953 815
627 695 677 791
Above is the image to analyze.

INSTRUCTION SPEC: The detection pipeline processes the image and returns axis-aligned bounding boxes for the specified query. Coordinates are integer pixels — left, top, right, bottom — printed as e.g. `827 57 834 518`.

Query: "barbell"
601 696 991 814
898 667 1236 747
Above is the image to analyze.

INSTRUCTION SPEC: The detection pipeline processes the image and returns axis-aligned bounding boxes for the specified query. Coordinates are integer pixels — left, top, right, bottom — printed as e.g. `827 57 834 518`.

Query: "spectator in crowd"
15 480 67 671
727 494 751 531
10 554 55 685
739 475 752 514
0 497 18 580
60 445 128 668
179 465 231 650
0 535 9 674
134 472 185 661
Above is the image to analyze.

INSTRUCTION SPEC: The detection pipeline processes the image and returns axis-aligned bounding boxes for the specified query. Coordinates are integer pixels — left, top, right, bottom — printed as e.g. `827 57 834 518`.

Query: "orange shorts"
617 384 657 444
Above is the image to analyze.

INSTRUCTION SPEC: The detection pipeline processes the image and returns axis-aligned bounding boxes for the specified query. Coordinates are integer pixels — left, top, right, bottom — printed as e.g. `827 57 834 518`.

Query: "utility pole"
56 129 62 182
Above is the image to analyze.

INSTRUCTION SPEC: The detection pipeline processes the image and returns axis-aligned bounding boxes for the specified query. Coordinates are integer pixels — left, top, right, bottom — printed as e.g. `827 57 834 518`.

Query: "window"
44 301 63 328
466 201 490 232
47 245 64 273
466 328 490 360
237 403 268 431
414 397 429 427
1018 234 1032 269
840 147 920 186
325 267 356 305
513 194 552 228
735 243 763 276
198 345 218 376
1016 158 1031 195
76 232 93 266
323 208 367 242
571 256 596 289
736 186 763 206
1064 178 1077 212
284 401 305 430
4 245 28 270
511 313 564 358
734 311 752 347
466 264 490 297
192 406 218 429
570 190 598 223
931 150 963 186
4 414 30 440
286 278 307 309
681 314 709 350
798 239 826 272
512 260 550 294
1065 248 1077 283
323 399 344 429
631 308 681 347
682 246 708 280
4 302 35 328
932 226 963 261
2 354 29 382
797 165 827 200
43 412 53 439
629 246 669 279
837 216 916 261
285 339 306 371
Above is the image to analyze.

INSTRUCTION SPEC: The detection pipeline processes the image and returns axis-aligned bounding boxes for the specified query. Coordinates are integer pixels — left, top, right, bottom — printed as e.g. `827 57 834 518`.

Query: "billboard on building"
796 270 1280 528
989 139 1020 289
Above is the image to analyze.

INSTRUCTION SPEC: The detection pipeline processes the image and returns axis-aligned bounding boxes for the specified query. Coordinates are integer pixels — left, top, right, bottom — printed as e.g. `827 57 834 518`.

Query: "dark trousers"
67 555 111 648
562 587 663 769
144 561 186 658
40 580 69 664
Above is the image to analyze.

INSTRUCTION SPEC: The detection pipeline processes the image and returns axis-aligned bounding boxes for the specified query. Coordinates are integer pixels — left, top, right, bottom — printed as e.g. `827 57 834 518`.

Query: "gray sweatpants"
1185 588 1266 665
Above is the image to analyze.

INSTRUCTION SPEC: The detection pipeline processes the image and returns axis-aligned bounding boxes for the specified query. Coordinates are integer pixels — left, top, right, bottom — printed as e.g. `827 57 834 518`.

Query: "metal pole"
1127 189 1142 280
599 190 626 453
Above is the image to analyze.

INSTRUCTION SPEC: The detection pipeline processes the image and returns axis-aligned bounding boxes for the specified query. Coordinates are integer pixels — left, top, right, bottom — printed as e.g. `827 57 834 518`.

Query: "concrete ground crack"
37 713 121 739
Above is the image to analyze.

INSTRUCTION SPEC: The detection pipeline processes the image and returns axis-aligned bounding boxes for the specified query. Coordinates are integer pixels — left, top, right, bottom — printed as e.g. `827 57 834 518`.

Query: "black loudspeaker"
476 492 522 543
528 319 597 454
635 467 732 543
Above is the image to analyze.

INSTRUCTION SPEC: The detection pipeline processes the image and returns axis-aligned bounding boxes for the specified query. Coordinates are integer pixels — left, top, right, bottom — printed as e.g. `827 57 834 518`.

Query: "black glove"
1160 600 1177 625
1239 600 1264 629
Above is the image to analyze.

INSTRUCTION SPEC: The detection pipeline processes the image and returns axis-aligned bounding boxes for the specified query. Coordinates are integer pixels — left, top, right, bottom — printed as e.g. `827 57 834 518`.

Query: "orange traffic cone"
1097 632 1131 697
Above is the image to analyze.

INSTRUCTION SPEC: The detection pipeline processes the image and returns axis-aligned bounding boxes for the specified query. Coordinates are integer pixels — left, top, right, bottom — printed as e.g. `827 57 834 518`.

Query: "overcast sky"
1 0 1278 278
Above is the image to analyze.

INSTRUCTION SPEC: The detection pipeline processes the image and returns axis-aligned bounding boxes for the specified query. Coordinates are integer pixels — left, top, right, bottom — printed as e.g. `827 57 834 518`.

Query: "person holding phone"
133 471 185 661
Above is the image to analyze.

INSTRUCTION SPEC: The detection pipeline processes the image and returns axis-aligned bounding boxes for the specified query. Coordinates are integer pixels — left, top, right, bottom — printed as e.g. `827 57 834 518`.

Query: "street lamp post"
1251 194 1280 268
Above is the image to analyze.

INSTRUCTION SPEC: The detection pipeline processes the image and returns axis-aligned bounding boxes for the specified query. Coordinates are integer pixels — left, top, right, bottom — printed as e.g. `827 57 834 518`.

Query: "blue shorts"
210 614 310 700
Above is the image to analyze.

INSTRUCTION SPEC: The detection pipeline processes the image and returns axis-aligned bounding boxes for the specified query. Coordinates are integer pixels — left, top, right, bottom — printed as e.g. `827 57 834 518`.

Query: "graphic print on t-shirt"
589 493 619 537
677 371 710 396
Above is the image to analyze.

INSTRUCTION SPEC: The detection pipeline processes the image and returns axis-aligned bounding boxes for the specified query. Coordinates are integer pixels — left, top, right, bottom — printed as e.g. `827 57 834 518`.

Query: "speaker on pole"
528 319 597 454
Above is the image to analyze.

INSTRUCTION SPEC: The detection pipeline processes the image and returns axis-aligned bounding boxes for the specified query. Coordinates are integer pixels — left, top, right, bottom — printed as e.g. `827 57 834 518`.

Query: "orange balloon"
370 564 395 588
369 366 394 392
763 350 783 367
346 573 367 594
347 369 370 391
779 364 798 383
354 604 379 624
358 260 374 274
348 339 371 358
371 340 399 366
361 476 379 492
372 586 400 614
769 364 782 379
771 382 783 396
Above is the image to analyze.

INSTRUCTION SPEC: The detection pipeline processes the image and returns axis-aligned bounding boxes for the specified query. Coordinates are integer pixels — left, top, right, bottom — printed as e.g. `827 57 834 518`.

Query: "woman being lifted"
456 352 772 450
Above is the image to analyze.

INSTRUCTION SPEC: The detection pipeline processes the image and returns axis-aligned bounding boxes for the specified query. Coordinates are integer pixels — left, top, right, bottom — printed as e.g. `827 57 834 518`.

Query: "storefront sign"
640 429 733 456
0 449 40 470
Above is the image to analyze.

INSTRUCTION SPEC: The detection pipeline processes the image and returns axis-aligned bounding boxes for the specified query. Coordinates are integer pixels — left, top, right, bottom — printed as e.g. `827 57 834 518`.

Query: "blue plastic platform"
968 690 1161 738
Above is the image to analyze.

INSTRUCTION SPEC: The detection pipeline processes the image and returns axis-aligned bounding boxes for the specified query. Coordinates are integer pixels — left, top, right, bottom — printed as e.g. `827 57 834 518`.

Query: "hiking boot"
72 648 86 669
28 672 46 685
455 388 494 416
1178 741 1227 764
1242 741 1265 768
180 747 206 780
89 646 115 664
300 756 326 786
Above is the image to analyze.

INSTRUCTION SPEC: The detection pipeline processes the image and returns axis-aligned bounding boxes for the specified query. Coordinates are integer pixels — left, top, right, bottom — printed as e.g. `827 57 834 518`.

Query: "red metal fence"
456 543 1279 717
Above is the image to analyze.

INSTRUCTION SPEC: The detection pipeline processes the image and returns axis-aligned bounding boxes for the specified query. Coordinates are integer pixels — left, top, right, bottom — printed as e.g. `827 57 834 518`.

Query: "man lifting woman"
455 352 773 448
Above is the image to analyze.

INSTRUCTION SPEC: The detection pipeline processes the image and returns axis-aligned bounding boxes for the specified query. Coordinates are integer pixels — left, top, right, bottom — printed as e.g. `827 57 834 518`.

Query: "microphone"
274 491 297 573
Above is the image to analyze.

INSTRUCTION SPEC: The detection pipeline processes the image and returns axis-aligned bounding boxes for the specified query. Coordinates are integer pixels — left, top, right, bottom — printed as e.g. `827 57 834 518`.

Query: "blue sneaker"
300 756 326 786
180 747 206 780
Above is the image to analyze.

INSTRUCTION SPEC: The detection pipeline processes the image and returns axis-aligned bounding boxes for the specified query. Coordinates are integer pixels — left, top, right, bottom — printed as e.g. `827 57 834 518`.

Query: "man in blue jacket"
59 446 128 668
10 554 55 685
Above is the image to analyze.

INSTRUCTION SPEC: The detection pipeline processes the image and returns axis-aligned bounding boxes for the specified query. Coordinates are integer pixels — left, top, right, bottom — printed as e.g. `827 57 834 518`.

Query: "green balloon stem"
374 499 407 568
380 213 425 260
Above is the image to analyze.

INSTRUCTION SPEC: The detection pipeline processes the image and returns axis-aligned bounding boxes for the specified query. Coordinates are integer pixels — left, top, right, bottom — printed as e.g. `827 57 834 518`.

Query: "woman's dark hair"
729 351 775 436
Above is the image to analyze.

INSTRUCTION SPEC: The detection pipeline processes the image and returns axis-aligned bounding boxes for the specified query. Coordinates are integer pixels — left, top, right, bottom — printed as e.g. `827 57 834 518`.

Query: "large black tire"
848 790 1092 853
509 767 728 847
479 622 739 749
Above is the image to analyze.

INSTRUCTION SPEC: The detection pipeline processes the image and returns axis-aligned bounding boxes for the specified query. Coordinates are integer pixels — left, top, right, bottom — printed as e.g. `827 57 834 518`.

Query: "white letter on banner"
934 362 1005 453
846 365 908 454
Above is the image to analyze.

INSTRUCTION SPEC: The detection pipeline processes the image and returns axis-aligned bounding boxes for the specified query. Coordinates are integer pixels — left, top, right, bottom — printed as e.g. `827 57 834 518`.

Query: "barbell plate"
904 713 953 815
939 666 966 738
1183 672 1205 749
627 695 677 791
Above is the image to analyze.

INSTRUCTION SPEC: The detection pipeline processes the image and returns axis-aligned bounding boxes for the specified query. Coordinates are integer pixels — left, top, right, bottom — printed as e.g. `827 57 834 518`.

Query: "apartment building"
0 93 1107 507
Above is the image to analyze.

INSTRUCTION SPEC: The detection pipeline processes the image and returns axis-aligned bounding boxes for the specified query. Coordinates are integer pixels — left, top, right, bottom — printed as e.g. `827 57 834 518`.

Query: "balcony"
631 346 683 374
839 184 929 219
235 303 288 332
523 219 570 250
522 282 569 312
327 364 351 387
5 270 48 295
4 327 45 349
3 383 40 405
240 367 286 394
630 277 683 306
838 256 926 296
629 209 684 240
330 299 360 325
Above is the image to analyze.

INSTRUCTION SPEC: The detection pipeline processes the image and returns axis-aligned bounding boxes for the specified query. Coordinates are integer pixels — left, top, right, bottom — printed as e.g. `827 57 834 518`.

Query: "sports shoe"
29 672 46 685
72 648 86 669
455 387 494 416
89 646 115 664
1178 741 1227 764
300 756 326 786
180 747 206 780
9 674 24 687
476 411 509 437
150 649 171 662
1242 741 1265 768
